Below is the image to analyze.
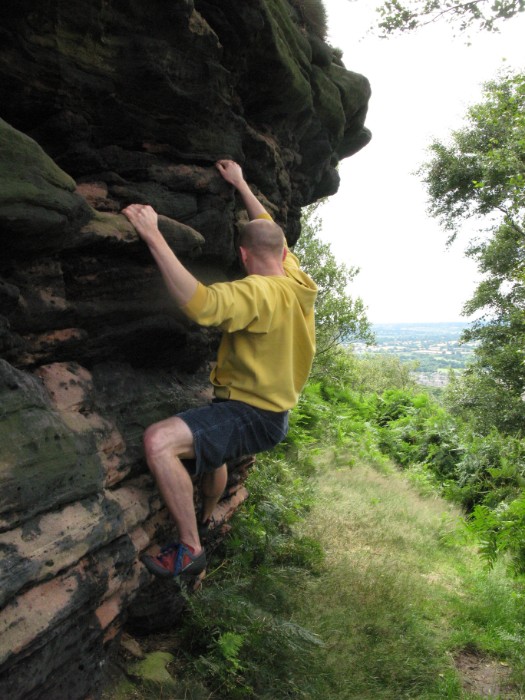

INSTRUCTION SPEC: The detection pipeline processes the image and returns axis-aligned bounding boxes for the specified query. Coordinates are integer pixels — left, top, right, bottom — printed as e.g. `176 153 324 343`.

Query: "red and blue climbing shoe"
142 542 206 579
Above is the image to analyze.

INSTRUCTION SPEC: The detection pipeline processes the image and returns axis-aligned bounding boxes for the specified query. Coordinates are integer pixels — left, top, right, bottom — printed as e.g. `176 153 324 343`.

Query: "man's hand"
122 204 161 245
216 160 269 221
122 204 198 305
216 160 245 188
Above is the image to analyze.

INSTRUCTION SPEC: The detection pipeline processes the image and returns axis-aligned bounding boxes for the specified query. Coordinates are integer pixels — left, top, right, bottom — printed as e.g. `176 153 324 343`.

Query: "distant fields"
351 322 476 386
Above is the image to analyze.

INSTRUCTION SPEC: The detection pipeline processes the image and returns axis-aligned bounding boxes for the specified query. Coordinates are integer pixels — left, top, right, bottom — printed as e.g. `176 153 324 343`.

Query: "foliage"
420 70 525 438
373 389 463 479
348 352 418 393
421 71 525 237
175 433 525 699
373 0 525 36
469 493 525 574
170 347 519 697
222 452 318 570
360 379 525 573
283 355 420 475
171 450 325 699
181 578 323 699
446 367 525 436
293 205 374 382
450 430 525 508
413 69 525 571
284 348 525 576
397 71 525 573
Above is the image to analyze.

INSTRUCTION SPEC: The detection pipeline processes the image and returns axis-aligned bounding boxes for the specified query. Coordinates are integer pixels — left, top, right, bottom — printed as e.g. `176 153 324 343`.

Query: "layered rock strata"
0 1 371 697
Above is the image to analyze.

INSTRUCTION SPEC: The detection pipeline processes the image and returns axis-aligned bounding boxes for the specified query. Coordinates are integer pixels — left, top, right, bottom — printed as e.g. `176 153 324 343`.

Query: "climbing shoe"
142 542 206 579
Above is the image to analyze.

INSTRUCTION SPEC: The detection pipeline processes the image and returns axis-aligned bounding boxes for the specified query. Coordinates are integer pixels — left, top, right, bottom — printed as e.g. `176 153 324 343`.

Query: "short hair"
239 219 286 257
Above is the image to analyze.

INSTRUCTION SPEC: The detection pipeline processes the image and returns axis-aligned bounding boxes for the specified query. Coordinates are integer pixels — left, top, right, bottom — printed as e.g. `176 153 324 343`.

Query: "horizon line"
370 319 470 325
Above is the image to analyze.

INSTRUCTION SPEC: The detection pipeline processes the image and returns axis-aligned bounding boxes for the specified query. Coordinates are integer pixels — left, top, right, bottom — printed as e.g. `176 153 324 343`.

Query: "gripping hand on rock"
122 204 161 246
216 160 269 221
216 159 245 188
121 203 198 306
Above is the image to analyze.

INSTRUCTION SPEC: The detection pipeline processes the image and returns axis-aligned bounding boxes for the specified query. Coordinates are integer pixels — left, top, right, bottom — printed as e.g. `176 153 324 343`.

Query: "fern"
217 632 245 672
469 495 525 575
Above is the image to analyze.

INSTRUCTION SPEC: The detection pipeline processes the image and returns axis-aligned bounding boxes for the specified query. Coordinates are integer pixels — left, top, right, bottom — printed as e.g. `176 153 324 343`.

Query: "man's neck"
246 258 285 276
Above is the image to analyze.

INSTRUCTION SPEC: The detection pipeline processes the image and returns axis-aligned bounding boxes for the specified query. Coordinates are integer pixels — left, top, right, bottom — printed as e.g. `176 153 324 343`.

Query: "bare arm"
122 204 198 306
216 160 271 220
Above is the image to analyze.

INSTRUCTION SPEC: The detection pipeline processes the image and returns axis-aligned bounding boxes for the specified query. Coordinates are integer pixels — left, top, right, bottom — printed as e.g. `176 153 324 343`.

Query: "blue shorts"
178 399 289 476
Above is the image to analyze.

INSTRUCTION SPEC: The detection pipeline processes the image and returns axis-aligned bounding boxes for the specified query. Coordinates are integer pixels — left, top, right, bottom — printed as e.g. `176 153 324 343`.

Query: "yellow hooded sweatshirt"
181 244 317 412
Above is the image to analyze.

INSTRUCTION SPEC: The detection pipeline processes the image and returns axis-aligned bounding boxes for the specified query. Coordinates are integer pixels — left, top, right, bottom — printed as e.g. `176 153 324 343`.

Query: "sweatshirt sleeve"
181 278 275 333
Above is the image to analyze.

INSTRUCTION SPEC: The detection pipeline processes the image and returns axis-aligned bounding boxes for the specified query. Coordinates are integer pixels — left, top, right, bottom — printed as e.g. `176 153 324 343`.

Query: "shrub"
452 431 525 510
468 493 525 575
180 578 323 699
373 390 463 479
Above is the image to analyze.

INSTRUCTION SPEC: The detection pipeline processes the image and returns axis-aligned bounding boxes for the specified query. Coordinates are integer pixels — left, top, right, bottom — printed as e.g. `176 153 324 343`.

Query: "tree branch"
416 1 486 28
495 205 525 237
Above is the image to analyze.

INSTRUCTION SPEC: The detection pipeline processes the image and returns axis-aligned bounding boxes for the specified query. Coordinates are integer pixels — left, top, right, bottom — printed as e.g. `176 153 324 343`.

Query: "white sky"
319 1 525 323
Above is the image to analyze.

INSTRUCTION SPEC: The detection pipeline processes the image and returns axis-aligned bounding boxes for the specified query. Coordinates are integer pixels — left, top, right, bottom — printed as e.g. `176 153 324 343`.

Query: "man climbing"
122 160 317 579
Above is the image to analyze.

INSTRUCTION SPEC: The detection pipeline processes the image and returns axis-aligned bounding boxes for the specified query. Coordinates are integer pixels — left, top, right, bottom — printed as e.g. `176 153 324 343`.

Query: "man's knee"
143 423 165 462
143 418 192 464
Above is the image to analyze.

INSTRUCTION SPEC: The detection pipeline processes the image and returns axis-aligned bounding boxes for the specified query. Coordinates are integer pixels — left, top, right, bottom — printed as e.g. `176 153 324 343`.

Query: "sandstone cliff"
0 1 371 698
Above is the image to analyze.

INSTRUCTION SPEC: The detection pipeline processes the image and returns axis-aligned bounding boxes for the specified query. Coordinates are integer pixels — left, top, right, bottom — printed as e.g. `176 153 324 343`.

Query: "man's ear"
239 245 249 266
282 247 288 261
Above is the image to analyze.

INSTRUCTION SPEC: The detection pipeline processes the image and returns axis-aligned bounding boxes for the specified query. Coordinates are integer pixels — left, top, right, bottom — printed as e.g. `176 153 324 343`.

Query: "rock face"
0 1 371 698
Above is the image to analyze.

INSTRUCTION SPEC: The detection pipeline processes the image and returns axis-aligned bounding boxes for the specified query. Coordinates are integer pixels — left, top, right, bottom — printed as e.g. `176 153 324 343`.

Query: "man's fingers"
122 204 151 218
121 205 157 239
216 160 243 187
122 204 140 216
122 208 141 227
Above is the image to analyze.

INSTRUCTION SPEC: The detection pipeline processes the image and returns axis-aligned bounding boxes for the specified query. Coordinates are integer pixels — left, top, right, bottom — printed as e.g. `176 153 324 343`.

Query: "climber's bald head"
239 218 286 258
237 219 287 275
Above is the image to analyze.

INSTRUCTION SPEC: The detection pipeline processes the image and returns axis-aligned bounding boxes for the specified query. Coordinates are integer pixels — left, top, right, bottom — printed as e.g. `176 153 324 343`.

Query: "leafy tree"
420 70 525 435
446 367 525 437
372 0 525 36
349 353 417 394
422 72 525 237
293 205 374 381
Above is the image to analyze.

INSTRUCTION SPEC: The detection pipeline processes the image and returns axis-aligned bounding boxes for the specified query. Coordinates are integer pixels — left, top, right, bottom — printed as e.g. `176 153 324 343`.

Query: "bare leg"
200 464 228 523
143 416 201 553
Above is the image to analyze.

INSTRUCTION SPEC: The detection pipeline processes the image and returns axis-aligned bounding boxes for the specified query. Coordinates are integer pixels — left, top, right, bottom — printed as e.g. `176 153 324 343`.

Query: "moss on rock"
310 65 346 143
0 119 92 250
127 651 177 691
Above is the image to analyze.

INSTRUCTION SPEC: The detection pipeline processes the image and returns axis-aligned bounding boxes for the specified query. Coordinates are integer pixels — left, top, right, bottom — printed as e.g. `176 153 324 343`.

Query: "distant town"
351 322 477 387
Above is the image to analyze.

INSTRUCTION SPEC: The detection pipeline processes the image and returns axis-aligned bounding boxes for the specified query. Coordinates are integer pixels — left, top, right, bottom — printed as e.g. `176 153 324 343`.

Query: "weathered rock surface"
0 1 371 697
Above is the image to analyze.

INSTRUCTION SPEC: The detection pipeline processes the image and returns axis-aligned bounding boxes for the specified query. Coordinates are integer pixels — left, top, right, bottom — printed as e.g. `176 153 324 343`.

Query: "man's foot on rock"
142 542 206 579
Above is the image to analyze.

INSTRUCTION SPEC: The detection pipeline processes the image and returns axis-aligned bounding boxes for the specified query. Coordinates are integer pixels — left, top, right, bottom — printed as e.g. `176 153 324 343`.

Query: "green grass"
105 451 525 699
290 456 525 699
